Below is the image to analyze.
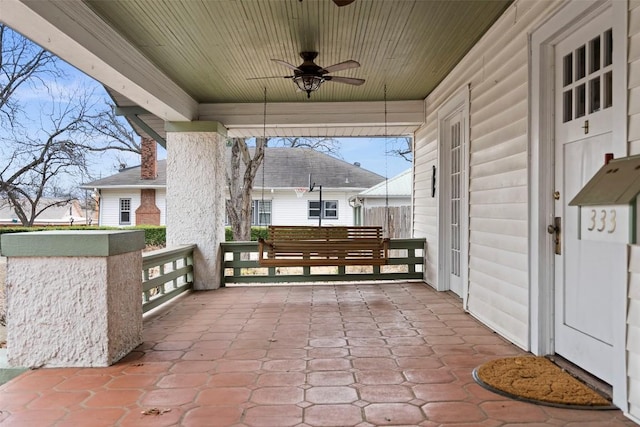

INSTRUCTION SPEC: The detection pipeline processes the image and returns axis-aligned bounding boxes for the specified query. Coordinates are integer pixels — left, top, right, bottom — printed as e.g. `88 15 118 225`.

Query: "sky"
338 137 411 179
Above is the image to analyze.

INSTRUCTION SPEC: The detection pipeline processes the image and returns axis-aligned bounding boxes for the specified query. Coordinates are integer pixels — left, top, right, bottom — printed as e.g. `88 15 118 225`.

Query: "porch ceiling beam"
199 100 425 133
115 107 167 149
0 0 198 122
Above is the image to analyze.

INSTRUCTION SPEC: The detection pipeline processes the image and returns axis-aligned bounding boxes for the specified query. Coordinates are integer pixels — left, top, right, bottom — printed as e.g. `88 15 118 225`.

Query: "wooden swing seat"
258 226 389 267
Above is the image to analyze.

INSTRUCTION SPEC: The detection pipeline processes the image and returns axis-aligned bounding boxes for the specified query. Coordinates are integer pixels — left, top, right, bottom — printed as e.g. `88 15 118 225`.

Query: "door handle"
548 217 561 255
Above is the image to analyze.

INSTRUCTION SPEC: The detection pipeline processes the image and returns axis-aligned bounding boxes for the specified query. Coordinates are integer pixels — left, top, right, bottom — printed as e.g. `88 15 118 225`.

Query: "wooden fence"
364 206 411 239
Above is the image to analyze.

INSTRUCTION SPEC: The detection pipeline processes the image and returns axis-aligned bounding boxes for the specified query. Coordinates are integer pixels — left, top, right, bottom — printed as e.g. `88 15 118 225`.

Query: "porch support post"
165 121 227 290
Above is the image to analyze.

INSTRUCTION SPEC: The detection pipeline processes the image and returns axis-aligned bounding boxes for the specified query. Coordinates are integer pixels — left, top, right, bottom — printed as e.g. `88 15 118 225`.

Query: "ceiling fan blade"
271 59 301 71
321 60 360 74
333 0 356 6
246 76 294 80
325 76 365 86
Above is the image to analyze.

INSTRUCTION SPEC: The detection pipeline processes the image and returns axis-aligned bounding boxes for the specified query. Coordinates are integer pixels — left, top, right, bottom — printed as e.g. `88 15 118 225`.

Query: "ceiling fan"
249 51 365 98
299 0 356 6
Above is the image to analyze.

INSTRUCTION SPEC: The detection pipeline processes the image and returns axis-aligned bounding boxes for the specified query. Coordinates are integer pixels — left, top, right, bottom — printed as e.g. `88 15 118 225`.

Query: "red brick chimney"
140 137 157 179
135 137 161 226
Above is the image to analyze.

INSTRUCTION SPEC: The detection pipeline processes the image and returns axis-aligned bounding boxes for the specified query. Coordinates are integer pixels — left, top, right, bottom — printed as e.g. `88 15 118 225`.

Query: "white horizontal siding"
628 4 640 421
630 0 640 156
156 189 167 225
99 190 140 227
413 117 439 286
412 0 562 349
99 189 167 227
99 188 358 228
628 245 640 422
270 189 357 226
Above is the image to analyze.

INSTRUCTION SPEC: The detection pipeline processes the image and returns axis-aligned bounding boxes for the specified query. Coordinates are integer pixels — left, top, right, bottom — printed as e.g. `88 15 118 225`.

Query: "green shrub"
129 225 166 247
0 225 166 247
251 227 268 241
225 226 268 241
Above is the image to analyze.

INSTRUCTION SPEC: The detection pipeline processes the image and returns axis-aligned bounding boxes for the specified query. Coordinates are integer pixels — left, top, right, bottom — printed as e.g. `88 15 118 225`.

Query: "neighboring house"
351 168 412 238
0 198 89 226
81 143 384 228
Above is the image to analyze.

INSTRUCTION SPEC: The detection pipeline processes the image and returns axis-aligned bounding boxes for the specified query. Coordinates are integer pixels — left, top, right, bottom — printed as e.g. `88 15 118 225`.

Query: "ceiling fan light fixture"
293 75 324 98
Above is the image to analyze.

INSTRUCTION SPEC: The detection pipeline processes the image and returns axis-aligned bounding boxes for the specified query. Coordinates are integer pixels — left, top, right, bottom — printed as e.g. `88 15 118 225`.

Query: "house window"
252 200 271 225
224 200 271 225
119 198 131 225
308 200 338 219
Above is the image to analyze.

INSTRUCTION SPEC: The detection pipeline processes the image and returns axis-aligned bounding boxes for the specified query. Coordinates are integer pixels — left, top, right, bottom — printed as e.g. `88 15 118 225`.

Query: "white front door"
553 9 617 383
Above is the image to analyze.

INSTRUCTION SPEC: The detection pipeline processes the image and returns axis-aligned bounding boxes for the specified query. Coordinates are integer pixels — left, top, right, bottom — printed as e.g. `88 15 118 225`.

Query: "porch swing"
257 86 392 267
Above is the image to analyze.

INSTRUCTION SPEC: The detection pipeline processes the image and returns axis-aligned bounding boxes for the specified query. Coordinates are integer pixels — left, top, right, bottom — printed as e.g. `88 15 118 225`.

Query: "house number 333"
587 209 616 233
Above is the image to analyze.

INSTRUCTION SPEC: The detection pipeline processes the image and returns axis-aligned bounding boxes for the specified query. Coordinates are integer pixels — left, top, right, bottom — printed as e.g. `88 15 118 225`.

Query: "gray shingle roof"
82 161 167 188
83 148 384 189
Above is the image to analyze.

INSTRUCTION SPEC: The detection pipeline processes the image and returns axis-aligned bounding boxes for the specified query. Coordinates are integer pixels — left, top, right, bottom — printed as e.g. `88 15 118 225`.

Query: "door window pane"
604 29 613 67
575 45 586 80
589 77 600 113
589 36 601 74
604 71 612 109
563 53 573 87
563 90 573 123
575 83 586 118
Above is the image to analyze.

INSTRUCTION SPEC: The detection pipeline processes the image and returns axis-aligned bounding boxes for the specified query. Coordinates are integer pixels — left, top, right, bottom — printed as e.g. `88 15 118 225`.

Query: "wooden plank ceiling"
87 0 511 104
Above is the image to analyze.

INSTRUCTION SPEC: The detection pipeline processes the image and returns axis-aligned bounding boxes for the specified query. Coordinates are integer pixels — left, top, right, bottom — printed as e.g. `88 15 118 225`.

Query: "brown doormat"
472 356 616 409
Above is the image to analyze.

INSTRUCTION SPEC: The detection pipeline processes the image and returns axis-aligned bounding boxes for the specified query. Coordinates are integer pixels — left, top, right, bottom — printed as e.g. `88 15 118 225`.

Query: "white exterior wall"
413 0 562 348
98 188 357 227
628 1 640 421
628 245 640 423
270 189 358 226
99 190 141 226
629 0 640 156
99 189 165 227
157 189 166 225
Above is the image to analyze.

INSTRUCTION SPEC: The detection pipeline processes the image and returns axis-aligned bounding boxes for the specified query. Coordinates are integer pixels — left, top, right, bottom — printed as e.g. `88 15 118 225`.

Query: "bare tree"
78 101 142 172
226 137 267 241
0 24 61 125
270 137 341 158
386 136 413 162
0 90 95 226
0 25 143 225
84 102 141 154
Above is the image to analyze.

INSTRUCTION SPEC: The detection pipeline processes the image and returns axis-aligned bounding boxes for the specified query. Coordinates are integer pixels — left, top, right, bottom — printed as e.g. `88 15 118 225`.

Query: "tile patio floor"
0 282 636 426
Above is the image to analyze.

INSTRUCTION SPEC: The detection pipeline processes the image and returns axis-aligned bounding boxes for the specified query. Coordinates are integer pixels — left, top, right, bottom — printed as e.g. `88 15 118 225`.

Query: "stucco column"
165 121 227 290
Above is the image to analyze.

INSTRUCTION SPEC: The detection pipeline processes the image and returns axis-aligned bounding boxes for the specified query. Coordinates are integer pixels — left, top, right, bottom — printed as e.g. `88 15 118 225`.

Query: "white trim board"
436 85 470 308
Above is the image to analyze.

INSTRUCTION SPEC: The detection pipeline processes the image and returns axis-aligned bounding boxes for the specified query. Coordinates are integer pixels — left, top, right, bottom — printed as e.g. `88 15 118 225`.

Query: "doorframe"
529 0 627 409
437 85 470 308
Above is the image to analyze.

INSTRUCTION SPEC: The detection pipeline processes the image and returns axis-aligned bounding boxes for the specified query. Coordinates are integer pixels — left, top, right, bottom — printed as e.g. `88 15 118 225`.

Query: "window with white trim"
119 198 131 225
224 200 272 226
308 200 338 219
252 200 271 225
